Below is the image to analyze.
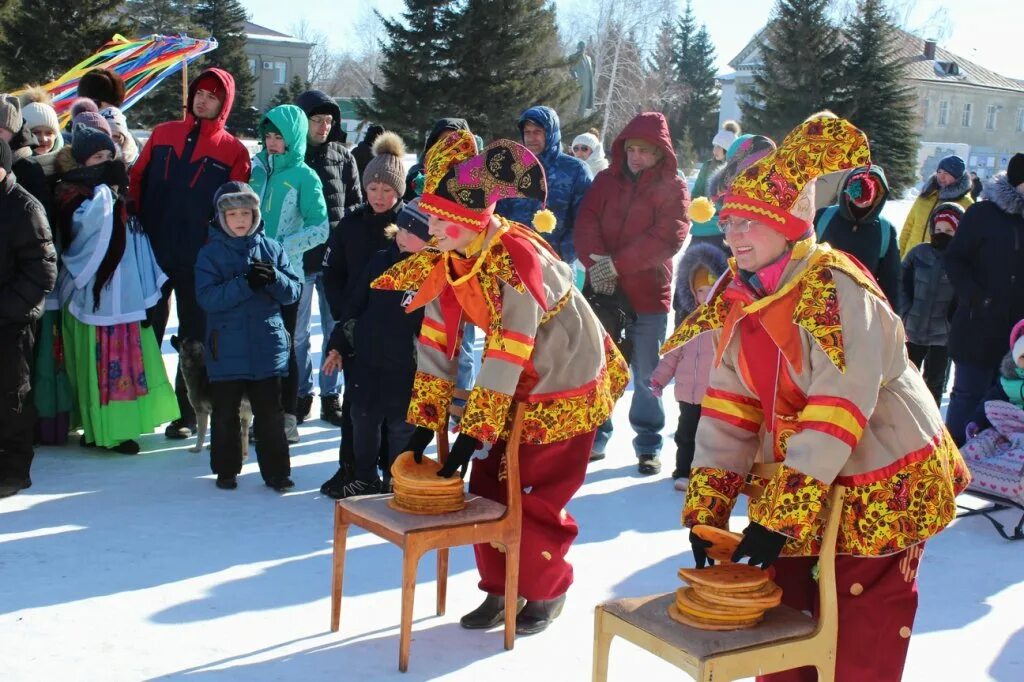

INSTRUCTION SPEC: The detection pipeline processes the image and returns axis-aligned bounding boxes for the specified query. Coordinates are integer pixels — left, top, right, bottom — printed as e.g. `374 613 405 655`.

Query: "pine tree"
839 0 919 195
445 0 576 139
682 23 719 155
194 0 257 135
357 0 452 147
740 0 847 143
647 20 684 134
0 0 130 90
268 74 310 109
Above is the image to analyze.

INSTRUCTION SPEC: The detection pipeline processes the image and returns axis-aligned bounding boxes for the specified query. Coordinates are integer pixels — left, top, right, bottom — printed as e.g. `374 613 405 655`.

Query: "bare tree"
291 19 335 88
321 6 384 98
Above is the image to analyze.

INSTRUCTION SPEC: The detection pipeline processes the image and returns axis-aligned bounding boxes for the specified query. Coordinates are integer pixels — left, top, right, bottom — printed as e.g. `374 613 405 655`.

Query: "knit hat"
0 138 12 174
419 132 549 233
72 111 111 137
214 181 262 236
395 198 431 242
71 122 116 164
70 98 99 119
937 154 966 180
712 121 741 151
573 132 600 152
23 101 60 134
193 73 226 102
719 115 871 240
928 202 965 234
362 131 407 196
843 169 882 209
0 94 21 134
99 106 129 138
78 68 126 107
1007 153 1024 187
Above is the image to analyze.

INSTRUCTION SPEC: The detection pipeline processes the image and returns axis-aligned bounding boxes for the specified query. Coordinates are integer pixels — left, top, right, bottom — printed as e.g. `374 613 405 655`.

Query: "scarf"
1000 366 1024 408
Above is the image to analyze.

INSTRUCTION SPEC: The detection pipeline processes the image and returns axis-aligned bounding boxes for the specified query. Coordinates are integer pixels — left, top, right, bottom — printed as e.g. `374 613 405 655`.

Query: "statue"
569 41 595 118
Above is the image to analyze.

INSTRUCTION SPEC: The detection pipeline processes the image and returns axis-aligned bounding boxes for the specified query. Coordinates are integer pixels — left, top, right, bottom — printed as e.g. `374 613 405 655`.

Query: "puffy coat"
901 242 955 346
352 124 383 179
495 106 592 262
129 69 250 274
899 172 973 258
250 105 329 281
9 122 51 217
0 173 56 328
813 165 901 307
945 174 1024 368
329 243 424 414
575 112 690 314
295 90 363 276
403 117 470 202
194 225 301 381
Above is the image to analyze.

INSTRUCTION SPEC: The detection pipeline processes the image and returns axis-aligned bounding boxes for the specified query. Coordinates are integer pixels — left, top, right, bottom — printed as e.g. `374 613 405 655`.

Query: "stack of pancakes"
668 526 783 631
388 451 465 514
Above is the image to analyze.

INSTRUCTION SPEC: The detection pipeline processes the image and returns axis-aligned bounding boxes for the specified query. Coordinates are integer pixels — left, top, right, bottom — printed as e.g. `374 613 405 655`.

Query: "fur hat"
22 101 60 134
78 68 126 107
362 131 407 197
937 154 966 180
71 122 116 164
712 120 741 151
719 115 871 240
0 94 22 134
0 138 12 174
1007 153 1024 188
214 181 262 236
395 198 431 242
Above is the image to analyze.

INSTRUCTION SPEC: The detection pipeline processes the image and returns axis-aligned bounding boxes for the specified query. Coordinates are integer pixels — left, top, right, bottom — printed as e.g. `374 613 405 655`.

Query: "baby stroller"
957 400 1024 540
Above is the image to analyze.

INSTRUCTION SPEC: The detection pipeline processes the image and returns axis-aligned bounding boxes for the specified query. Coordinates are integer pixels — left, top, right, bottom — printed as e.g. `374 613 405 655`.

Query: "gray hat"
362 131 407 197
214 181 262 236
0 94 22 134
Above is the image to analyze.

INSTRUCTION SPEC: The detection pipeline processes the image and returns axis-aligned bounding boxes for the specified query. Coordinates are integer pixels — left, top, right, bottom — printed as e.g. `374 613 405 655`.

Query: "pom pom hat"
719 115 871 241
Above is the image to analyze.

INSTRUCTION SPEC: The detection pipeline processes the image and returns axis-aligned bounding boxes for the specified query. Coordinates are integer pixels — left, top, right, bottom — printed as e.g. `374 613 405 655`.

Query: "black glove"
437 433 481 479
101 159 129 190
403 426 435 463
689 529 715 569
731 522 789 569
246 262 275 289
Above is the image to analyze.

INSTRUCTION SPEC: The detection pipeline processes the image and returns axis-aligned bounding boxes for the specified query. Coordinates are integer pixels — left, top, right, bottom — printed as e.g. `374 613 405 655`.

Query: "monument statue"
570 40 595 118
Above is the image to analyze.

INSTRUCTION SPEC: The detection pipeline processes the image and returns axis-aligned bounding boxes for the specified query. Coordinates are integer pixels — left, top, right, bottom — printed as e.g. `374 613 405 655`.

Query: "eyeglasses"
718 218 754 234
309 115 333 126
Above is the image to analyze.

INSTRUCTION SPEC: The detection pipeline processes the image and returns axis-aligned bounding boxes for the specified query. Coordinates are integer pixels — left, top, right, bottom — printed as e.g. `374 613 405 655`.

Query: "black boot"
515 593 566 635
460 593 526 629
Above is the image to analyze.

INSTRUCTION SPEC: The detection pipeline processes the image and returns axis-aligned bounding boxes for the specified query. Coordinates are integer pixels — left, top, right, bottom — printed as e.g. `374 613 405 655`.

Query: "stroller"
957 400 1024 540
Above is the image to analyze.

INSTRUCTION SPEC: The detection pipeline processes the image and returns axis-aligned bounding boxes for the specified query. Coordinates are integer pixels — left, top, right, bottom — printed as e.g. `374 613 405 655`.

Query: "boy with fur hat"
665 114 969 682
250 104 330 442
77 68 126 109
320 200 430 496
649 242 728 488
900 202 964 404
899 154 973 257
318 130 406 498
195 181 301 490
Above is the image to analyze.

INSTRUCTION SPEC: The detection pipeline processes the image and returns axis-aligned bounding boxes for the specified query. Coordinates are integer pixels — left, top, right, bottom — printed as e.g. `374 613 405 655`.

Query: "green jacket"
250 104 329 280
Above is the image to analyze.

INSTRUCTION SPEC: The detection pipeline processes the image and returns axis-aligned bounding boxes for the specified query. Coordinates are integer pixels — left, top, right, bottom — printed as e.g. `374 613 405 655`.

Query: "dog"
170 335 252 458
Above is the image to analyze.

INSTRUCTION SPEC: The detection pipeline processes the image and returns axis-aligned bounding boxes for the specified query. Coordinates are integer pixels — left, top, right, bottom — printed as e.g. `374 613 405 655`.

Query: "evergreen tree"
358 0 452 147
0 0 130 90
682 23 719 155
269 75 310 109
668 2 696 143
445 0 576 139
740 0 847 143
194 0 257 135
647 19 684 135
839 0 918 195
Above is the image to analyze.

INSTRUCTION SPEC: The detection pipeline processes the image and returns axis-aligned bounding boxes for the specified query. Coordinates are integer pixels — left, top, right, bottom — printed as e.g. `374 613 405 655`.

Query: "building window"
1017 108 1024 132
938 100 949 127
921 99 930 125
961 102 972 127
248 58 257 76
273 61 287 85
986 105 998 131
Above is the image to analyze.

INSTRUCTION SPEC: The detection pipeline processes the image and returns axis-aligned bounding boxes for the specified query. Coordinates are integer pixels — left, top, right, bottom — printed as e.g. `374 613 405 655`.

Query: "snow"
3 210 1023 681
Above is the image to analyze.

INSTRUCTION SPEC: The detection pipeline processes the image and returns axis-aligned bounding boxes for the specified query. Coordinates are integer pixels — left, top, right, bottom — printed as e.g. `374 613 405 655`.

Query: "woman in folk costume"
664 114 970 682
373 130 629 635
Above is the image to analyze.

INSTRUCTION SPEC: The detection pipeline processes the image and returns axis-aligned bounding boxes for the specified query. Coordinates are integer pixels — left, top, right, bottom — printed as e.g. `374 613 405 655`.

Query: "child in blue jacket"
195 181 301 491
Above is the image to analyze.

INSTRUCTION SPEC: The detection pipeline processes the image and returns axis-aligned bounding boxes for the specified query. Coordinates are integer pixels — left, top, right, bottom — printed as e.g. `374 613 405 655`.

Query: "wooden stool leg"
330 510 349 633
436 548 449 616
592 608 612 682
399 548 421 672
502 540 520 651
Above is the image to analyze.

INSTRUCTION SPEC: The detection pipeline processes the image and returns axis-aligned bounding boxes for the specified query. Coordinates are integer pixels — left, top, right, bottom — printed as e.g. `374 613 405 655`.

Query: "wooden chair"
593 463 846 682
330 403 526 672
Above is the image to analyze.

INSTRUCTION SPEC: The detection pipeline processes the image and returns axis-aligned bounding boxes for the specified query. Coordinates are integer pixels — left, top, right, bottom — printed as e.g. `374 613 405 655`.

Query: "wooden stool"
330 404 527 672
593 473 846 682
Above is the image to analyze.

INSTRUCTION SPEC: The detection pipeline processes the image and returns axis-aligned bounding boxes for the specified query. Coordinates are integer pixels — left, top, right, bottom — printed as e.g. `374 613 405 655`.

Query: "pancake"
667 604 762 631
691 525 743 563
677 564 770 591
676 587 766 619
391 452 464 488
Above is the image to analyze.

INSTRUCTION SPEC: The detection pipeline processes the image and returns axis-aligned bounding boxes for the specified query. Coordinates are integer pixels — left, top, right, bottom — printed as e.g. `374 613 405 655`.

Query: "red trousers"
468 429 596 601
757 544 925 682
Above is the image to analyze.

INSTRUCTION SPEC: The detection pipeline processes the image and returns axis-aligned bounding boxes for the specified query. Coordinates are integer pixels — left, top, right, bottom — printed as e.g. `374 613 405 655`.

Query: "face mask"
930 233 953 250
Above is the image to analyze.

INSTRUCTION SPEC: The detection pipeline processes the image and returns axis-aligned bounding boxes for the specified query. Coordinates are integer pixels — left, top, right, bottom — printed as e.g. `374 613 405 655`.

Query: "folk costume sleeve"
407 297 459 433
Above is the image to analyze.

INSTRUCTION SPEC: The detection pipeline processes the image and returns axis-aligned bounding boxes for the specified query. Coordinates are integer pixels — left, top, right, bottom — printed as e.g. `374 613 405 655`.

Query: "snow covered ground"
3 197 1023 681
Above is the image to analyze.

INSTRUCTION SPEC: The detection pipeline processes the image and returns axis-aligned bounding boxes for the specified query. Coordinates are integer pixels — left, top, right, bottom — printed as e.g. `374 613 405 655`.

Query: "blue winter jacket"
496 106 592 262
194 224 301 381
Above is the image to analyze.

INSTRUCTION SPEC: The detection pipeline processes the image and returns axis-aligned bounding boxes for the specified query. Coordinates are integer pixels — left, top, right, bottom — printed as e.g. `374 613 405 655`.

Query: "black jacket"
403 117 470 201
295 90 363 275
945 174 1024 367
352 124 384 179
0 173 57 329
321 200 405 321
10 122 51 218
329 243 423 413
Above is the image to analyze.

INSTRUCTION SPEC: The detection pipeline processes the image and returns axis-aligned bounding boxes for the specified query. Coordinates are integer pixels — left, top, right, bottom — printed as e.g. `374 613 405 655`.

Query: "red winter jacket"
574 112 690 313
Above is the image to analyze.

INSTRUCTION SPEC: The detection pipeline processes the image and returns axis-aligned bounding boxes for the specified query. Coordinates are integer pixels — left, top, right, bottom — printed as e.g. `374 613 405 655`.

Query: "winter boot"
108 440 140 455
296 395 314 425
0 476 31 498
165 418 197 440
335 478 381 499
265 476 295 492
321 394 344 427
319 467 352 498
216 474 237 490
460 593 527 629
638 454 661 475
515 593 567 635
284 414 300 444
589 451 606 462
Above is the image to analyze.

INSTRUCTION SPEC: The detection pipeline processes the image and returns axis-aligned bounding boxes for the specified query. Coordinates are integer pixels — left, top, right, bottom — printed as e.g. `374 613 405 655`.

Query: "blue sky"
242 0 1024 80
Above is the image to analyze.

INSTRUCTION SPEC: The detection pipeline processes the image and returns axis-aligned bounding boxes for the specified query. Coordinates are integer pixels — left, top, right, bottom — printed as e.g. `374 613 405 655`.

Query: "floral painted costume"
664 116 969 682
375 133 628 600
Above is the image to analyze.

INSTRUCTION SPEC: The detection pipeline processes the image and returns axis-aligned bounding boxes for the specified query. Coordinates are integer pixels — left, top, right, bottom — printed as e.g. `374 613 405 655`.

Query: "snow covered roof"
244 21 310 46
